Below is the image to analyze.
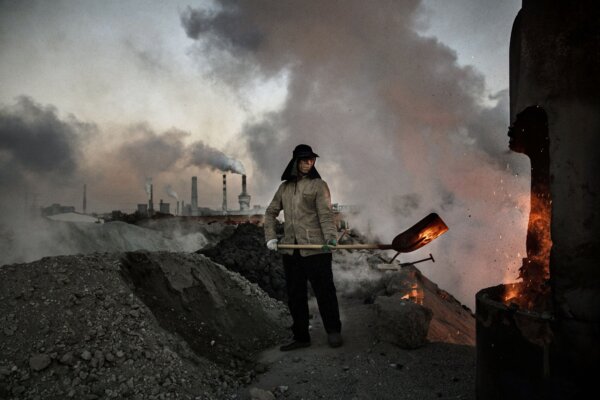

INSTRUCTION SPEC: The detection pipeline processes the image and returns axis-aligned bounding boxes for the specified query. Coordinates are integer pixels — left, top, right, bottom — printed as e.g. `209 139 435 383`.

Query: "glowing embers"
393 213 449 253
504 105 552 311
400 281 424 305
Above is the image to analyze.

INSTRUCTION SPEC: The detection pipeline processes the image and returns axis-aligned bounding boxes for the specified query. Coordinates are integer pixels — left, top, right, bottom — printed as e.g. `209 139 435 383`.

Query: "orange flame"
502 193 552 310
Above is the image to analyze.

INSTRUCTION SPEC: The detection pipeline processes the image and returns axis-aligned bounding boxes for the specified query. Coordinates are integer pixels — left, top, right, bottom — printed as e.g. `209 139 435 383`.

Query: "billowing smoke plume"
181 0 530 308
189 141 246 175
0 96 93 214
165 185 179 200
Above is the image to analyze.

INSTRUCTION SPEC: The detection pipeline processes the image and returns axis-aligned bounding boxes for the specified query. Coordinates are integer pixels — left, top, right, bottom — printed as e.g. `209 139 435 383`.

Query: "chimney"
222 174 227 212
176 201 180 216
149 184 154 215
191 176 198 214
83 184 87 214
238 174 251 211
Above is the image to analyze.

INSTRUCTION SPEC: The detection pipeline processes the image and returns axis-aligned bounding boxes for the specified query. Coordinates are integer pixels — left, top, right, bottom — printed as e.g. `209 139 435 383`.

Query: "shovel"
277 213 449 254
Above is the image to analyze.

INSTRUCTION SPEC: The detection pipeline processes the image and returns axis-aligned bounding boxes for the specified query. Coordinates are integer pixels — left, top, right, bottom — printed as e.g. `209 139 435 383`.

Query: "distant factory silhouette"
138 174 263 218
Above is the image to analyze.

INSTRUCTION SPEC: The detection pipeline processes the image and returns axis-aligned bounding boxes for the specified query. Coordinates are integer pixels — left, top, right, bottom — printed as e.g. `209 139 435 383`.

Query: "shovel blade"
391 213 449 253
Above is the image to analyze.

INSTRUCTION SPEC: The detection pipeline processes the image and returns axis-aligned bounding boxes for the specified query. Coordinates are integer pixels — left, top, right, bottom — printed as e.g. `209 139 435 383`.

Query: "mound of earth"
0 251 289 399
199 223 287 301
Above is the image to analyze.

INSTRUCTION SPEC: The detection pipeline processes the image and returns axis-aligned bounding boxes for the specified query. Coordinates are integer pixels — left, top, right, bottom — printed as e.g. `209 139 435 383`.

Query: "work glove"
266 239 278 251
321 239 337 252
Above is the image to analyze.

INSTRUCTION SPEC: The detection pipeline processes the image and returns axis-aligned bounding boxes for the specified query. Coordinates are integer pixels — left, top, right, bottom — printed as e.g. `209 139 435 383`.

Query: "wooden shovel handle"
277 244 393 250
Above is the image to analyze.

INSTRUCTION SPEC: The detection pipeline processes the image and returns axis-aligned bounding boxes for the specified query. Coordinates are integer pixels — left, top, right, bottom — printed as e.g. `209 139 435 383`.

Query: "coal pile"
199 223 287 301
0 251 290 400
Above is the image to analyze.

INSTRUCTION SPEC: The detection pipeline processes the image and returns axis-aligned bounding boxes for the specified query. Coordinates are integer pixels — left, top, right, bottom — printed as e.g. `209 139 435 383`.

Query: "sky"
0 0 526 308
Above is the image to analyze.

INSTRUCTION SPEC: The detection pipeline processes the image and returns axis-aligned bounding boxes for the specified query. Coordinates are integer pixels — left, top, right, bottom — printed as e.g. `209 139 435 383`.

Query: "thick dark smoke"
181 0 529 308
0 96 82 184
0 96 93 215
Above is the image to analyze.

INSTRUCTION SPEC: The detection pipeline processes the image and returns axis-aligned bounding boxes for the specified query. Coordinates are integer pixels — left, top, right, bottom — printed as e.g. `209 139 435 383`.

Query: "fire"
502 192 552 310
400 282 424 305
395 214 449 253
417 225 447 247
502 283 521 304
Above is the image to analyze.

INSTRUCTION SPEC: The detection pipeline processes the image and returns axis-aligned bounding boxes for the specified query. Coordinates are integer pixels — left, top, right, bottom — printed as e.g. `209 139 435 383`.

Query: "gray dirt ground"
237 297 476 400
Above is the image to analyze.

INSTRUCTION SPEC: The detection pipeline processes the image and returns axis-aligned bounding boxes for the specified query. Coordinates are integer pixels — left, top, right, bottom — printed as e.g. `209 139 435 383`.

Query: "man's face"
297 157 316 175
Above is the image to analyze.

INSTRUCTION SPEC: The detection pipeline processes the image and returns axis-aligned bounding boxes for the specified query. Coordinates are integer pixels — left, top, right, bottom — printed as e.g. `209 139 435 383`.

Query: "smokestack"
176 201 180 216
191 176 198 214
222 174 227 212
83 184 87 214
238 174 251 211
149 184 154 215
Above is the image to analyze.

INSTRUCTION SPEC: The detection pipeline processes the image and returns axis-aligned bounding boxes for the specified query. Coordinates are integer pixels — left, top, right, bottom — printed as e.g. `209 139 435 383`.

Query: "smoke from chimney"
148 183 154 214
189 141 245 175
145 177 152 196
165 185 179 200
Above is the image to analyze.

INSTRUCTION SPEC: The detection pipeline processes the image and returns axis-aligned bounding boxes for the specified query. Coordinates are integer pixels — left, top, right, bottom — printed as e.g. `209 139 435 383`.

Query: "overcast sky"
0 0 525 308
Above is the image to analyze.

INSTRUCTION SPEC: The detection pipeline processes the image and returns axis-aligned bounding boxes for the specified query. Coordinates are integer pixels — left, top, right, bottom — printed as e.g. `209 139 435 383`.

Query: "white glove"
266 239 278 251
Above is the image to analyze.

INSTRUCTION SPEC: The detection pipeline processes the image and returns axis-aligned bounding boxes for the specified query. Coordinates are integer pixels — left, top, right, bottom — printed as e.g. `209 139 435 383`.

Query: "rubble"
374 295 433 349
199 223 287 301
0 251 290 399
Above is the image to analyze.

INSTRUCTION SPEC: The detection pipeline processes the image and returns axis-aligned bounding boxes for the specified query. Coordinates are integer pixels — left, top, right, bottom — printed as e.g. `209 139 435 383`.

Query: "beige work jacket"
264 177 337 256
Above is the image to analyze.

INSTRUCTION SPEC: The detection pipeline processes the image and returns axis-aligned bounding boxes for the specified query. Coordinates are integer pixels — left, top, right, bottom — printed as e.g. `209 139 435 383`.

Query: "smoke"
0 96 81 182
189 140 246 175
165 185 179 200
0 96 94 216
145 178 152 196
180 0 530 308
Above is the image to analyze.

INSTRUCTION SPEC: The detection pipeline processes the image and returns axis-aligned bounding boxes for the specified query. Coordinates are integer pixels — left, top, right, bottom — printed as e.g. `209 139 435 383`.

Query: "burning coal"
502 106 552 310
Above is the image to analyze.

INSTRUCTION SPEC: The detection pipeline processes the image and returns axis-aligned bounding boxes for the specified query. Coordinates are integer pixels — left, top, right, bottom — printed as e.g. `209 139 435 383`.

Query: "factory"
138 174 264 220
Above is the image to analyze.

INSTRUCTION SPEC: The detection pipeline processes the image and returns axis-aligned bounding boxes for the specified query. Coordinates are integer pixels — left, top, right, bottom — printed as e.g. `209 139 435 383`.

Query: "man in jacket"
264 144 343 351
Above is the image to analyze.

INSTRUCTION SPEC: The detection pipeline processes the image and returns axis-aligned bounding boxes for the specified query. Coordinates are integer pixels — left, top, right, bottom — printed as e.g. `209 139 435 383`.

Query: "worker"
264 144 343 351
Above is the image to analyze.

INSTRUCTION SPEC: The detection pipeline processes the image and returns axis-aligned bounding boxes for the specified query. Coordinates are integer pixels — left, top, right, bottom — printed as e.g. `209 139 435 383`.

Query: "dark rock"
374 295 433 349
29 354 52 371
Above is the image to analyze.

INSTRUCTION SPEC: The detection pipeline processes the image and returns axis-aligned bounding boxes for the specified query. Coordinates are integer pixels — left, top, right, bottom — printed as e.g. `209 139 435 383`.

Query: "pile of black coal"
198 223 288 301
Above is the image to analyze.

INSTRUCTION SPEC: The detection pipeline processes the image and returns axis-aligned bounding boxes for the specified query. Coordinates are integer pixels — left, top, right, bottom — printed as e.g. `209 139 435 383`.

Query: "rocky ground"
0 222 477 400
0 252 289 400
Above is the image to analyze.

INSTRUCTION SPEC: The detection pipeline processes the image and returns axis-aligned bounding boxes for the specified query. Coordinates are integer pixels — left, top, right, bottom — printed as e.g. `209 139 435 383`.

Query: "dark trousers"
282 251 341 342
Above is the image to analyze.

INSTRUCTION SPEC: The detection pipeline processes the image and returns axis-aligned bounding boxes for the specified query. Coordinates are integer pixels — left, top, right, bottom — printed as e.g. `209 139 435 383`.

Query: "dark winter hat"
292 144 319 159
281 144 321 181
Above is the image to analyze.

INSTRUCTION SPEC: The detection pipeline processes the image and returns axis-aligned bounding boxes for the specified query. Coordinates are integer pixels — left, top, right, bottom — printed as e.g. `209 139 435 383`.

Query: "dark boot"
279 339 311 352
327 332 343 348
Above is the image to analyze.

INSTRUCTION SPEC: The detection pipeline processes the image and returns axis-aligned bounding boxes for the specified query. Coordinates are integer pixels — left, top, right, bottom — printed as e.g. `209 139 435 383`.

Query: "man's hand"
321 239 337 252
266 239 278 251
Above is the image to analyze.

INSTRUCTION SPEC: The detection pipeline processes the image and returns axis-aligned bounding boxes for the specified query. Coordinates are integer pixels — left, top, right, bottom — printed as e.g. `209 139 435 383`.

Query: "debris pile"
374 295 433 349
199 223 287 301
0 251 290 399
